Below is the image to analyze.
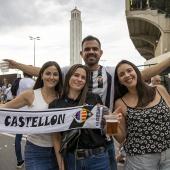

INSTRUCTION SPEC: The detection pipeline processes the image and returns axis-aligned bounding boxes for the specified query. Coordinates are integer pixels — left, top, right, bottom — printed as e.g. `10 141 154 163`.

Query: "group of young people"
1 35 170 170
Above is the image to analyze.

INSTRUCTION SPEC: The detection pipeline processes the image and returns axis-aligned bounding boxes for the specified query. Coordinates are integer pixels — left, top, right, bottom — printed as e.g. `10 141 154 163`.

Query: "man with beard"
4 35 170 170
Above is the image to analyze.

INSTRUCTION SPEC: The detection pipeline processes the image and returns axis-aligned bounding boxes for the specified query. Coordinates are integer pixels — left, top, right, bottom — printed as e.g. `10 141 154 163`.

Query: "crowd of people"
0 35 170 170
0 82 12 104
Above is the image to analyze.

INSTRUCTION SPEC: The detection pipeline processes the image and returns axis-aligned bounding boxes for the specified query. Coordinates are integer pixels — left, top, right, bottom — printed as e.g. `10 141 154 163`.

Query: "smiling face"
41 65 59 89
80 40 103 69
69 67 86 92
117 63 137 88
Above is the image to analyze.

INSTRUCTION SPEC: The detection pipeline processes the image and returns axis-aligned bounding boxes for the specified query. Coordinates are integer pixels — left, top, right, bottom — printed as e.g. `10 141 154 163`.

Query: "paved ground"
114 138 125 170
0 133 124 170
0 133 26 170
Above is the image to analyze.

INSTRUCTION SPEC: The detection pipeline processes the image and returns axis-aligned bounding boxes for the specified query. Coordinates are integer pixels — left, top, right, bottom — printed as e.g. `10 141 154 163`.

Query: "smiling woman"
49 64 112 170
114 60 170 170
0 61 63 170
68 67 86 94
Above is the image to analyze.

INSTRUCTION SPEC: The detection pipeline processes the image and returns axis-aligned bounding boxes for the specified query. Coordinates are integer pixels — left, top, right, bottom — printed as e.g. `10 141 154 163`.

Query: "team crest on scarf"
73 108 93 123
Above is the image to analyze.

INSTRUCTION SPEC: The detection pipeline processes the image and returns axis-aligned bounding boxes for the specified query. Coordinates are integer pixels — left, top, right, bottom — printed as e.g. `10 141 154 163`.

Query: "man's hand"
3 59 19 69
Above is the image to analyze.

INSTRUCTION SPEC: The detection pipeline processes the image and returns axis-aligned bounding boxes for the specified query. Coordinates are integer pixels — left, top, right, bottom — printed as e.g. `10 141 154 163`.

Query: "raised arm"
0 90 34 109
141 57 170 81
4 59 40 77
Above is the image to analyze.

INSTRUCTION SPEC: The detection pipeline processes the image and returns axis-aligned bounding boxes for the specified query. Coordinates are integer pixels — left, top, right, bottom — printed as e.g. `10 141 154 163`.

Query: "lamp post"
29 36 40 66
101 60 106 66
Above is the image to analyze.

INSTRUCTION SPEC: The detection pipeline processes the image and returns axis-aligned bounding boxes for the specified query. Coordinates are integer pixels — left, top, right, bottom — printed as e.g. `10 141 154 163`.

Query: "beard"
85 54 100 66
87 61 98 66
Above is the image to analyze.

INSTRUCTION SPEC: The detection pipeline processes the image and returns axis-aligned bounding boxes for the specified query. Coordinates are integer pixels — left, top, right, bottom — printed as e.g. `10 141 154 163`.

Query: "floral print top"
121 97 170 156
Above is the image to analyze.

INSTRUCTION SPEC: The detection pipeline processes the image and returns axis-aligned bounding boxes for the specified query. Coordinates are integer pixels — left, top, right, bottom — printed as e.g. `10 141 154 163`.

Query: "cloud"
53 0 71 6
0 0 72 33
0 0 144 72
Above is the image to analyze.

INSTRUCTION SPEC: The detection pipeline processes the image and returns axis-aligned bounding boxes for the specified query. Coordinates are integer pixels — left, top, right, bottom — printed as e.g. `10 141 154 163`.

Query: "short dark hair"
33 61 63 98
81 35 101 49
23 72 33 78
23 65 33 78
114 60 156 107
62 64 90 106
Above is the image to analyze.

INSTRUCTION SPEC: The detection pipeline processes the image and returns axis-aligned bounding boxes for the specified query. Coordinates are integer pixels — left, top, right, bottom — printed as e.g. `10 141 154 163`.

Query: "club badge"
73 108 93 123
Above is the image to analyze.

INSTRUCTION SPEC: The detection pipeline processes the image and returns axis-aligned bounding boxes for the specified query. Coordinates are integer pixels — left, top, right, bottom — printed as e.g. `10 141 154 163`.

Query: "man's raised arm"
141 57 170 81
4 59 40 77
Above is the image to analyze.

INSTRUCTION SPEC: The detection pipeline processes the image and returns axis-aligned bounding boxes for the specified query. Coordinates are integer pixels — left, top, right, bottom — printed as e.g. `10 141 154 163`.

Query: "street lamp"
101 60 106 66
29 36 40 66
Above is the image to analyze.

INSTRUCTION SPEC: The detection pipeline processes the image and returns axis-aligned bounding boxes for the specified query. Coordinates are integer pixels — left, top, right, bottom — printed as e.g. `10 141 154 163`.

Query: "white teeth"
126 78 132 83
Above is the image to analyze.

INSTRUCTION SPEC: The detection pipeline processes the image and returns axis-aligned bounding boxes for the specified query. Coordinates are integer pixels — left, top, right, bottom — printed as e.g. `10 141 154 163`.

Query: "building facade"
125 0 170 92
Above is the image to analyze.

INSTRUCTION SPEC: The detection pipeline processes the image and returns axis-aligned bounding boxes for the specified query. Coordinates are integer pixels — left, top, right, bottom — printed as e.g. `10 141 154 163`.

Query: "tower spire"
70 8 82 65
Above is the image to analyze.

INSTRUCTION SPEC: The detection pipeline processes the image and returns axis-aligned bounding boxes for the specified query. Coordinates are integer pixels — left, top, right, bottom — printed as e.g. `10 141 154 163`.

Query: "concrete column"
125 0 130 11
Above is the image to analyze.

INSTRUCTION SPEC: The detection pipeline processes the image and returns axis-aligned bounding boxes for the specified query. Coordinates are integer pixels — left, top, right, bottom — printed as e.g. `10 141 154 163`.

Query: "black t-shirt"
49 92 107 149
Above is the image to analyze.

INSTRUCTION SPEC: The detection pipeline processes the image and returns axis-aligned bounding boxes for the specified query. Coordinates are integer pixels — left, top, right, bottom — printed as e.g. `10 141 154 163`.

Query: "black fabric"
11 78 21 96
59 129 81 154
97 65 103 88
76 146 106 159
88 72 93 93
105 70 112 109
59 129 81 169
123 98 170 156
49 92 108 170
49 92 106 149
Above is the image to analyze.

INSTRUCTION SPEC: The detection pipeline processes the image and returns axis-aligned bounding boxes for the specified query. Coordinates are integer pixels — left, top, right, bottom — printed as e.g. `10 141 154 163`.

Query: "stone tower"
70 7 82 65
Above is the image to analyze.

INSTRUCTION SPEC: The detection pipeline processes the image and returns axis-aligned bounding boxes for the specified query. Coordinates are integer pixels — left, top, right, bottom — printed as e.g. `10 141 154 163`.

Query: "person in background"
4 35 170 170
114 60 170 170
149 75 161 86
0 61 63 170
116 143 126 165
4 83 13 102
14 72 35 169
1 82 7 104
144 80 149 85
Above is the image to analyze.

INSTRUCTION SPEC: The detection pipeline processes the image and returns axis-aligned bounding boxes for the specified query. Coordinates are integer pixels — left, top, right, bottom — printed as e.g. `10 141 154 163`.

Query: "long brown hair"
62 64 89 106
114 60 156 107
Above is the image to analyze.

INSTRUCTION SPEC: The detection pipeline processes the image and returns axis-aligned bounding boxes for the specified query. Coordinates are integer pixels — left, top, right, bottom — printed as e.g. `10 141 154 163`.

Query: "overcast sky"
0 0 146 75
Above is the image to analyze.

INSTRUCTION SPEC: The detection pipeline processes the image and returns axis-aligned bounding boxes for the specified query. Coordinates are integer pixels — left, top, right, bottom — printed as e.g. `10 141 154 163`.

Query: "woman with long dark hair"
114 60 170 170
0 61 63 170
49 64 112 170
